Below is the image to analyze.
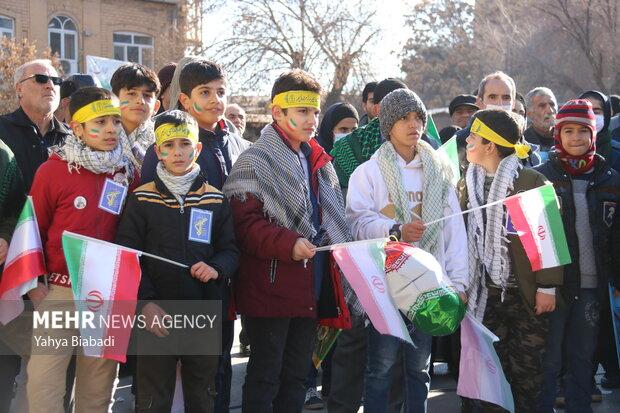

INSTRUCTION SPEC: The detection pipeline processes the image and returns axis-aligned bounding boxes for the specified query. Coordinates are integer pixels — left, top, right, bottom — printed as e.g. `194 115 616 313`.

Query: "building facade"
0 0 188 74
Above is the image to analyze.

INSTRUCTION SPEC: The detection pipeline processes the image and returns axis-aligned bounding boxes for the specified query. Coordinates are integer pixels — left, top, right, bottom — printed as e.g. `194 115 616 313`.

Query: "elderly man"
0 59 71 191
524 87 557 155
225 103 247 136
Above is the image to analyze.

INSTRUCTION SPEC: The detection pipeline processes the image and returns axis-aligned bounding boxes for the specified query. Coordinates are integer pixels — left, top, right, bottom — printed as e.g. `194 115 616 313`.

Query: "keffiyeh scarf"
156 162 201 206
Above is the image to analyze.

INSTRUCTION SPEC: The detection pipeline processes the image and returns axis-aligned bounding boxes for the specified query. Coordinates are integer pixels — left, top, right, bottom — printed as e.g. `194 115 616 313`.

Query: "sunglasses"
20 74 63 86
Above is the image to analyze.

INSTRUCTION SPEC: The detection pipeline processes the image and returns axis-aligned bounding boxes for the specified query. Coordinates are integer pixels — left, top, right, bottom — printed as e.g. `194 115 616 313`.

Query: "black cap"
448 94 478 116
60 74 101 99
372 78 408 104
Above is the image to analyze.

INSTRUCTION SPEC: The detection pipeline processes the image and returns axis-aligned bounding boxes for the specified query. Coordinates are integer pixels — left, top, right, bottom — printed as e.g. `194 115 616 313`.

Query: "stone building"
0 0 191 74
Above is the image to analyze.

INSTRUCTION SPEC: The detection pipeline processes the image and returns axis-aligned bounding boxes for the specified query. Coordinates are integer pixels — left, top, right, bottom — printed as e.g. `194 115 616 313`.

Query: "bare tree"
208 0 380 106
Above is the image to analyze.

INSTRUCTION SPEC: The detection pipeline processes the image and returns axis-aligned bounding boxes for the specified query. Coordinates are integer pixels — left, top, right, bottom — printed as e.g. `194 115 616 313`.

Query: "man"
0 59 71 191
359 81 377 126
523 87 558 156
54 74 100 123
225 103 247 137
439 94 478 143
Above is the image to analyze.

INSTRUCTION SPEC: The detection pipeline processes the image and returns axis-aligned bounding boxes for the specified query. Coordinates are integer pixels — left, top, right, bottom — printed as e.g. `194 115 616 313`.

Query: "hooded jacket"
579 90 612 162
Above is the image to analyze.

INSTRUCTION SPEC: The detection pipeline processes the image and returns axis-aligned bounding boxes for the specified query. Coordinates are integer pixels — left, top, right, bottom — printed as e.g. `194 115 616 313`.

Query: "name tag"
189 209 213 244
98 178 128 215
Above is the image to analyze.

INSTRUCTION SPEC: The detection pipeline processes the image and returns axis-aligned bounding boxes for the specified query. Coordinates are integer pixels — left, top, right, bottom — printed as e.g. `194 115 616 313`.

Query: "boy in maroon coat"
223 69 353 412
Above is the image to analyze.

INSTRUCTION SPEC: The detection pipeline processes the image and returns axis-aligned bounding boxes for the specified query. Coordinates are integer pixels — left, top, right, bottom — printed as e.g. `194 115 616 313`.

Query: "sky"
201 0 415 95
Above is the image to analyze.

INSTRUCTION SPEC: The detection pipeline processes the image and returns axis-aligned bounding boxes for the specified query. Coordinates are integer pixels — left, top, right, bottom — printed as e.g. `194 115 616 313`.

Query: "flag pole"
312 238 388 252
62 231 188 268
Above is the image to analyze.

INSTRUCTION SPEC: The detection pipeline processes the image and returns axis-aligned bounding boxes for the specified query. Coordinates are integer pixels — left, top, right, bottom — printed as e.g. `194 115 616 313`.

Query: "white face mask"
333 132 348 143
485 103 513 112
595 114 605 132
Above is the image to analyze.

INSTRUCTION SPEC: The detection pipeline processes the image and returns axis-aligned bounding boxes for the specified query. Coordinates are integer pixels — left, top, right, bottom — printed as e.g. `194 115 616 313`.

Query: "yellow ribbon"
272 90 320 109
155 123 199 147
471 117 530 159
71 99 121 123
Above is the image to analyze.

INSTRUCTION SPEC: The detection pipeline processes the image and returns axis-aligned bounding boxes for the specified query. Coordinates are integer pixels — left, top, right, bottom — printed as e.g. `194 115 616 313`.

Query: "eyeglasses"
19 74 62 86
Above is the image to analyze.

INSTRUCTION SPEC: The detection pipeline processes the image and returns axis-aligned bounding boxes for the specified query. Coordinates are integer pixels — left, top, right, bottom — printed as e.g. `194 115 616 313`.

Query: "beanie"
379 89 427 140
372 78 407 104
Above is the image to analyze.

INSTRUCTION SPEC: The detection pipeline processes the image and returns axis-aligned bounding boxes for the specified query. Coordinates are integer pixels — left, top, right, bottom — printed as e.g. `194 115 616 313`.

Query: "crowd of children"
0 55 619 413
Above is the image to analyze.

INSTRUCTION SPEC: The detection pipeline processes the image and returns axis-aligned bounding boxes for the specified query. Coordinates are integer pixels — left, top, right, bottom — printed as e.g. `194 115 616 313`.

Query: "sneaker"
304 388 324 410
240 343 250 357
591 384 602 403
601 372 620 389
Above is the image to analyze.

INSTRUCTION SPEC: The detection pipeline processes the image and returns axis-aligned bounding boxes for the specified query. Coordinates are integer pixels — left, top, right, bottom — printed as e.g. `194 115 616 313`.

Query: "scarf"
465 155 521 320
223 124 363 314
156 162 201 205
330 117 382 185
123 118 155 169
375 139 451 257
52 134 134 185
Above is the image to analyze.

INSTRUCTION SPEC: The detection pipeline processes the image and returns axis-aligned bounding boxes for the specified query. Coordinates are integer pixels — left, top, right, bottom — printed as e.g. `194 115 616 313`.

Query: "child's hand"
402 220 425 243
141 302 169 337
190 261 219 283
27 282 49 308
534 291 556 315
292 238 316 261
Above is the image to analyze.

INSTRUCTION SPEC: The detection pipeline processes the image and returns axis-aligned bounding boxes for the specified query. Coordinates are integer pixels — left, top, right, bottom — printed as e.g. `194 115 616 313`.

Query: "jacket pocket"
269 259 278 284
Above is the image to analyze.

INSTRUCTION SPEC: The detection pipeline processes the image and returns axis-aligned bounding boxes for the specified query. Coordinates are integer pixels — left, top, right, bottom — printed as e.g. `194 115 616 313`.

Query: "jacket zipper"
269 259 277 284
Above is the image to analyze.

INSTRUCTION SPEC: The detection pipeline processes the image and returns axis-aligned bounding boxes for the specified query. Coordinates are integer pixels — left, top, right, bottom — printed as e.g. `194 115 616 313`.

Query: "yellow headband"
471 117 530 159
272 90 320 109
72 99 121 123
155 123 199 147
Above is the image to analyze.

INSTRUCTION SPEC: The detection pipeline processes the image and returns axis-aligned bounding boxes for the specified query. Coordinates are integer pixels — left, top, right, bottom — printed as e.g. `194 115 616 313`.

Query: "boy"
223 69 352 412
110 63 161 168
461 109 562 411
346 88 469 412
141 60 249 189
536 99 620 412
116 109 239 412
26 86 139 413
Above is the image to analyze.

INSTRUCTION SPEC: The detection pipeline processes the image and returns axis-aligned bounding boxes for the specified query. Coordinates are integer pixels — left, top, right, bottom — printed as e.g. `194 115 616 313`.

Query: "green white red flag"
503 184 571 271
0 196 45 325
62 231 141 362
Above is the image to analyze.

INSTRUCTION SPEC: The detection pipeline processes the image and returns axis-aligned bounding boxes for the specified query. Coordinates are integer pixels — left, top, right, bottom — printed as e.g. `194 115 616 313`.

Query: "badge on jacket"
189 209 213 244
98 178 128 215
603 201 616 228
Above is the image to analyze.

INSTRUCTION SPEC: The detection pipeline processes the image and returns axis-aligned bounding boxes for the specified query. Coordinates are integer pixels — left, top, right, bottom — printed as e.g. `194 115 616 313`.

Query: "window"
48 15 78 74
0 16 14 38
113 32 154 67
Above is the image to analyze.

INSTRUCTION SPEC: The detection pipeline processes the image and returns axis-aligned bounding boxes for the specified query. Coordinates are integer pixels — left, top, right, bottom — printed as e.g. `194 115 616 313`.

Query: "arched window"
48 15 78 74
113 32 154 67
0 16 14 38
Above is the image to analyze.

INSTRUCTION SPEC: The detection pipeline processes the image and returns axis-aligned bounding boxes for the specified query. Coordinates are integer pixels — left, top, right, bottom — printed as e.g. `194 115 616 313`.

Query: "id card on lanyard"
98 178 128 215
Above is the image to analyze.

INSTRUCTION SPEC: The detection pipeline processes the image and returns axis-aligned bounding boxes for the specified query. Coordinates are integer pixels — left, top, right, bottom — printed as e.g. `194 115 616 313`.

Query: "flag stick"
423 184 555 227
62 231 188 268
312 238 388 252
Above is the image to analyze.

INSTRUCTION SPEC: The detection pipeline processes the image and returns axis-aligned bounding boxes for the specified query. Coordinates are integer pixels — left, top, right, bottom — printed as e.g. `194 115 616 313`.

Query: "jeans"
242 317 317 413
539 288 600 413
364 320 432 413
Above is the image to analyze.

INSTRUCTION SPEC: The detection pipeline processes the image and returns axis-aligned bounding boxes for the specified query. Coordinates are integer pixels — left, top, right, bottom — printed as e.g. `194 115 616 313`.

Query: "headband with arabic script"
471 117 530 159
272 90 320 109
72 99 121 123
155 122 199 147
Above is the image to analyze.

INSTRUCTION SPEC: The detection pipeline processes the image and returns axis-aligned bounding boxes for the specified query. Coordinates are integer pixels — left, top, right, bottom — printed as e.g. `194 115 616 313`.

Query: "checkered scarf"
465 154 521 320
156 162 201 205
51 134 134 185
123 118 155 169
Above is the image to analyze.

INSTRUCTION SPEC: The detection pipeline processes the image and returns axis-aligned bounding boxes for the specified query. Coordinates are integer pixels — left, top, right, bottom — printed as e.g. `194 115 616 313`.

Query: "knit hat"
554 99 597 174
372 78 408 104
379 89 427 140
157 62 177 97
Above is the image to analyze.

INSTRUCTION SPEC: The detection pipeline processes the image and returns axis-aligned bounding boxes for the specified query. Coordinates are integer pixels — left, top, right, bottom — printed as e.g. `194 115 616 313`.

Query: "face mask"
595 114 605 132
485 103 513 112
333 132 348 143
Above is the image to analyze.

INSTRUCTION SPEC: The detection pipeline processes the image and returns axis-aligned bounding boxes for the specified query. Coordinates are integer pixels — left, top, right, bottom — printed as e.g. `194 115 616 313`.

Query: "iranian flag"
425 114 442 146
332 240 412 344
0 196 46 325
62 231 141 362
503 184 571 271
437 136 460 186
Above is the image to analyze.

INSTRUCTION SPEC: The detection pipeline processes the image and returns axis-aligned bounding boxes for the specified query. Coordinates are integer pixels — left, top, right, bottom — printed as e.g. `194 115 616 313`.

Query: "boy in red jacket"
223 69 354 412
26 86 139 413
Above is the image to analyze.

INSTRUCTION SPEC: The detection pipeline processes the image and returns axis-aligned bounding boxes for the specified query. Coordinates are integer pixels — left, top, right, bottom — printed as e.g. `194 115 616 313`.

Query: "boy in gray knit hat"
346 87 469 411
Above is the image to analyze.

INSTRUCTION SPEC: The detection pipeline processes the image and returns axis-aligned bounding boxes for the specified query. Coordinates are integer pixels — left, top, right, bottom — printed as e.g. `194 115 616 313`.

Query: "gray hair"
525 87 557 110
13 59 57 86
477 71 516 101
226 103 246 115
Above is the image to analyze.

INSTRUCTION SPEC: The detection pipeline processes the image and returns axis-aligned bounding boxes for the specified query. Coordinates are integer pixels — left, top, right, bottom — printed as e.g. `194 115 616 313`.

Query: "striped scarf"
375 139 452 257
465 155 521 320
